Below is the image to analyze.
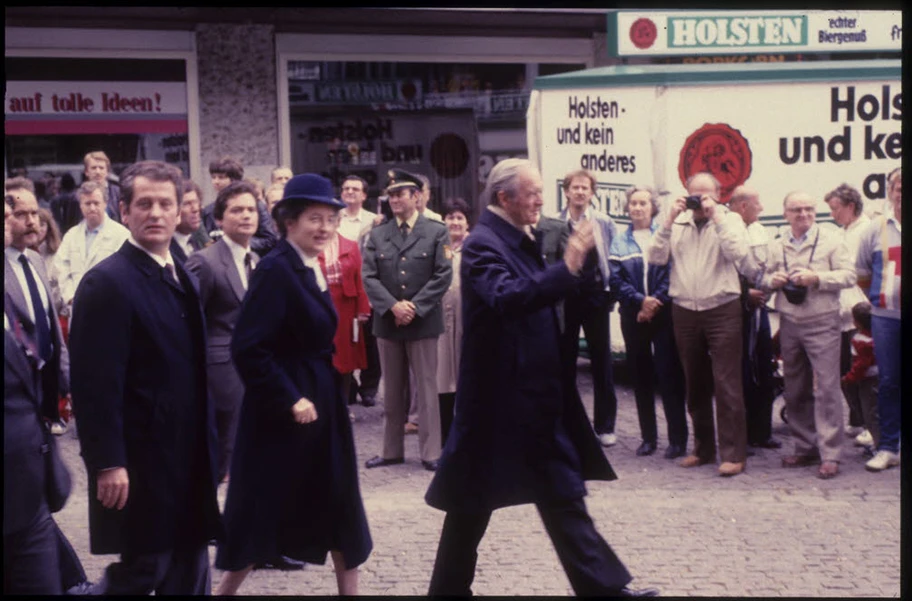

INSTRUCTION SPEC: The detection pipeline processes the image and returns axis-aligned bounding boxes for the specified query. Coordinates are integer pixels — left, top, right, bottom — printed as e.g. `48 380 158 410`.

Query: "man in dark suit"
170 179 212 264
425 159 657 597
68 160 222 595
201 156 277 257
362 169 452 472
186 180 258 483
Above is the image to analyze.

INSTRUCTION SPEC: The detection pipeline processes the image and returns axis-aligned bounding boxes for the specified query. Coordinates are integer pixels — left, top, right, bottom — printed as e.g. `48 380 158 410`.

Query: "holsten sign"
527 61 902 226
610 10 901 57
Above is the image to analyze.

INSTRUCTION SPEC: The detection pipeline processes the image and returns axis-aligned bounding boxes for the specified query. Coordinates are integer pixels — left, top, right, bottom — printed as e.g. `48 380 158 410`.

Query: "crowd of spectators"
4 148 901 595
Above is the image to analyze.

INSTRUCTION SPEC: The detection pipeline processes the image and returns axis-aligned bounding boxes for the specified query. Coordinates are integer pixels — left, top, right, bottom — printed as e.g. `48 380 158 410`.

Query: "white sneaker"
50 420 67 436
865 450 900 472
599 433 617 447
854 429 874 447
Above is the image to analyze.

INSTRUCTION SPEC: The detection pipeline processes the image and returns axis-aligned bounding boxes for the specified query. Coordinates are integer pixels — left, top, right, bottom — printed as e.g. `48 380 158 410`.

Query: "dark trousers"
215 405 241 482
3 506 62 595
358 310 381 398
619 309 688 446
439 392 455 447
101 544 211 595
563 294 618 435
839 329 865 428
743 306 775 444
672 300 747 464
55 521 88 590
428 497 632 596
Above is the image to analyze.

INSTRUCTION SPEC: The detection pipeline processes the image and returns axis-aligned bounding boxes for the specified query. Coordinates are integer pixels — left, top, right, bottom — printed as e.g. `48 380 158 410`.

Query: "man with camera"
648 172 750 477
762 191 856 480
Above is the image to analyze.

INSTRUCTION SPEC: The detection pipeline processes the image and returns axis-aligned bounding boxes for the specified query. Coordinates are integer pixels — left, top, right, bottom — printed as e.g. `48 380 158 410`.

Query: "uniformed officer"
362 169 452 471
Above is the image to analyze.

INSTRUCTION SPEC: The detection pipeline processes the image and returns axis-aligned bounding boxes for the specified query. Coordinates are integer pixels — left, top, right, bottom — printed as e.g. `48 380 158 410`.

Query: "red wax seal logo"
678 123 753 204
630 18 658 50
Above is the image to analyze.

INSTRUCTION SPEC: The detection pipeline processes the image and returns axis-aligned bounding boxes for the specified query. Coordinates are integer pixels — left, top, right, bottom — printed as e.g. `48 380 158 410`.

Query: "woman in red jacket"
319 229 371 407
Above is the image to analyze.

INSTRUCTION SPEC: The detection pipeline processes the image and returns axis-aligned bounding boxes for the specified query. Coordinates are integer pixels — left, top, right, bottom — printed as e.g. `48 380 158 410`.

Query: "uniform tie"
18 254 52 363
399 221 409 240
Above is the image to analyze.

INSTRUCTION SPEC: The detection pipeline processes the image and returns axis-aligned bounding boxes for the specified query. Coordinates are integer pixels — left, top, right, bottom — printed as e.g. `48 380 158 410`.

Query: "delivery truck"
526 59 901 356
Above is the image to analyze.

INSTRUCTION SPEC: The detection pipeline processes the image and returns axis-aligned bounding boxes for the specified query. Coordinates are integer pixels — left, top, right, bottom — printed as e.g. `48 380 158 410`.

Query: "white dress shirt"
5 247 51 327
173 231 193 257
127 237 178 280
288 239 328 291
222 235 255 290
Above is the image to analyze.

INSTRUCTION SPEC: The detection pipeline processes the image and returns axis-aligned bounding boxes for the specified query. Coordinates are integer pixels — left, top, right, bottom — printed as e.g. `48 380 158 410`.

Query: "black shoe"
663 443 686 459
749 438 782 449
254 555 306 571
365 455 404 469
360 394 377 407
608 585 660 597
422 459 439 471
636 441 657 456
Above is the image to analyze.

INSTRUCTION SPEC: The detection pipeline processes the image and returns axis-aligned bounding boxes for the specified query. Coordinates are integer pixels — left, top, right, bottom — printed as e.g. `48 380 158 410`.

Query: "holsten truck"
526 59 901 354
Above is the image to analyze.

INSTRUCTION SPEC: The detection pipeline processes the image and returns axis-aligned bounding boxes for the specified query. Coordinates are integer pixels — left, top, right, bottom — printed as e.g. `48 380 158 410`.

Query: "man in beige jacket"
649 172 749 477
763 191 856 480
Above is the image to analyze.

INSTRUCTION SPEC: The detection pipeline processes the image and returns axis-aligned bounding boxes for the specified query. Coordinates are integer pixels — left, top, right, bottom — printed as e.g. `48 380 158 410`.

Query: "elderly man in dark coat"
425 159 658 597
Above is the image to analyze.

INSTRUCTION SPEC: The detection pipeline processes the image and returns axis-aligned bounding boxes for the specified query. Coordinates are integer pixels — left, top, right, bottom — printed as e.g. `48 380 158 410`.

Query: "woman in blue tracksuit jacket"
609 185 689 460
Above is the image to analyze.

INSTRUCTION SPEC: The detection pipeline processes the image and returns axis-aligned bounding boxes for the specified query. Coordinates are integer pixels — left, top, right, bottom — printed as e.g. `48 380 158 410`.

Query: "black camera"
781 282 808 305
685 195 702 211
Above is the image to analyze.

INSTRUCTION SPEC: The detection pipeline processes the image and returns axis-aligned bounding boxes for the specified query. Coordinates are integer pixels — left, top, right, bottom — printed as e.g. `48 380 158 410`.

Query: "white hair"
481 158 535 209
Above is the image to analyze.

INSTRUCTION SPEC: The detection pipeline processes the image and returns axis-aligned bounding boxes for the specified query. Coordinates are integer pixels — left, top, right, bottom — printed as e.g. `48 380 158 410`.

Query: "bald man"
729 186 780 451
648 173 750 477
761 191 855 479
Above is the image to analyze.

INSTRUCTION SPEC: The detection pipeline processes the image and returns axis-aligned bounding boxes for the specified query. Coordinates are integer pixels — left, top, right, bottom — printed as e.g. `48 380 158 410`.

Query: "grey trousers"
378 336 441 462
779 313 846 463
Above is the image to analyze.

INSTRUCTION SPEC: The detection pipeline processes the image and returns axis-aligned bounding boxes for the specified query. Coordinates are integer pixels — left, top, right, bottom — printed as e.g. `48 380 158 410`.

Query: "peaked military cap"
385 168 423 193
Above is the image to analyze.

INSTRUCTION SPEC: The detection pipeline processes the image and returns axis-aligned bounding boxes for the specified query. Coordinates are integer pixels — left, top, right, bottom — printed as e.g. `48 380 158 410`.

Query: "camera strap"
783 228 820 273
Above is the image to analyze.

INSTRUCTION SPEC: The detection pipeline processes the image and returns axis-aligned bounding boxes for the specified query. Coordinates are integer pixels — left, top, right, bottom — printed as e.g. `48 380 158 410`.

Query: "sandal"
817 461 839 479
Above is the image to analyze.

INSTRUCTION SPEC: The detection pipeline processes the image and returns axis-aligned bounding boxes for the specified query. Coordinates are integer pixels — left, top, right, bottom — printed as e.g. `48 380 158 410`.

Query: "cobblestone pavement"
54 363 903 597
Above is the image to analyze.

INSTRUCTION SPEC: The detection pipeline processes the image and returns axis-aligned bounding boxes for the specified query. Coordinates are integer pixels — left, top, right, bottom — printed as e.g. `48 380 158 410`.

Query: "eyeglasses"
786 207 816 214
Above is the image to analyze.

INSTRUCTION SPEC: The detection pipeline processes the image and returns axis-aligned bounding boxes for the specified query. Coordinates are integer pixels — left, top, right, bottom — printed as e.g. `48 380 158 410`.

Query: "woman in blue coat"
215 174 372 595
608 185 688 459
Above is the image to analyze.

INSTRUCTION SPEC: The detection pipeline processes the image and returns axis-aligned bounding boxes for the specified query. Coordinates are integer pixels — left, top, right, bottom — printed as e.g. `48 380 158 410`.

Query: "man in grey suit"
185 180 259 484
556 170 620 448
362 169 452 472
4 186 70 423
5 196 67 595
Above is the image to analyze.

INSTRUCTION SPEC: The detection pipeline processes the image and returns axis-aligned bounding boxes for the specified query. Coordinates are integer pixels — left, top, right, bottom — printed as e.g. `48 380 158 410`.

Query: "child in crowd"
841 301 880 457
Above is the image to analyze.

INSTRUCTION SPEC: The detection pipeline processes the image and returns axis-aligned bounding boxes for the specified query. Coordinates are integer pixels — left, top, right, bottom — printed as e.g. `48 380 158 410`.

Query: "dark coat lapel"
216 239 246 303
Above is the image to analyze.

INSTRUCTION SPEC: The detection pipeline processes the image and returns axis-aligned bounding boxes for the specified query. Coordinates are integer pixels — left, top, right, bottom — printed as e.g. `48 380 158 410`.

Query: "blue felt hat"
277 173 345 209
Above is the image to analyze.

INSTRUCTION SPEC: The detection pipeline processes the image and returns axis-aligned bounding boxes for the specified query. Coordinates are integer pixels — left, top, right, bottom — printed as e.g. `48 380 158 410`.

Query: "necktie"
18 254 52 363
163 263 184 292
244 252 254 283
400 221 409 240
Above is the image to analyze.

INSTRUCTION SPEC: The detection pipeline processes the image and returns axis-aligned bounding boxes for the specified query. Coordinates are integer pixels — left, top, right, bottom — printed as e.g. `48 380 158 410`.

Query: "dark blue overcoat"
215 239 372 571
69 242 222 555
425 210 616 513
